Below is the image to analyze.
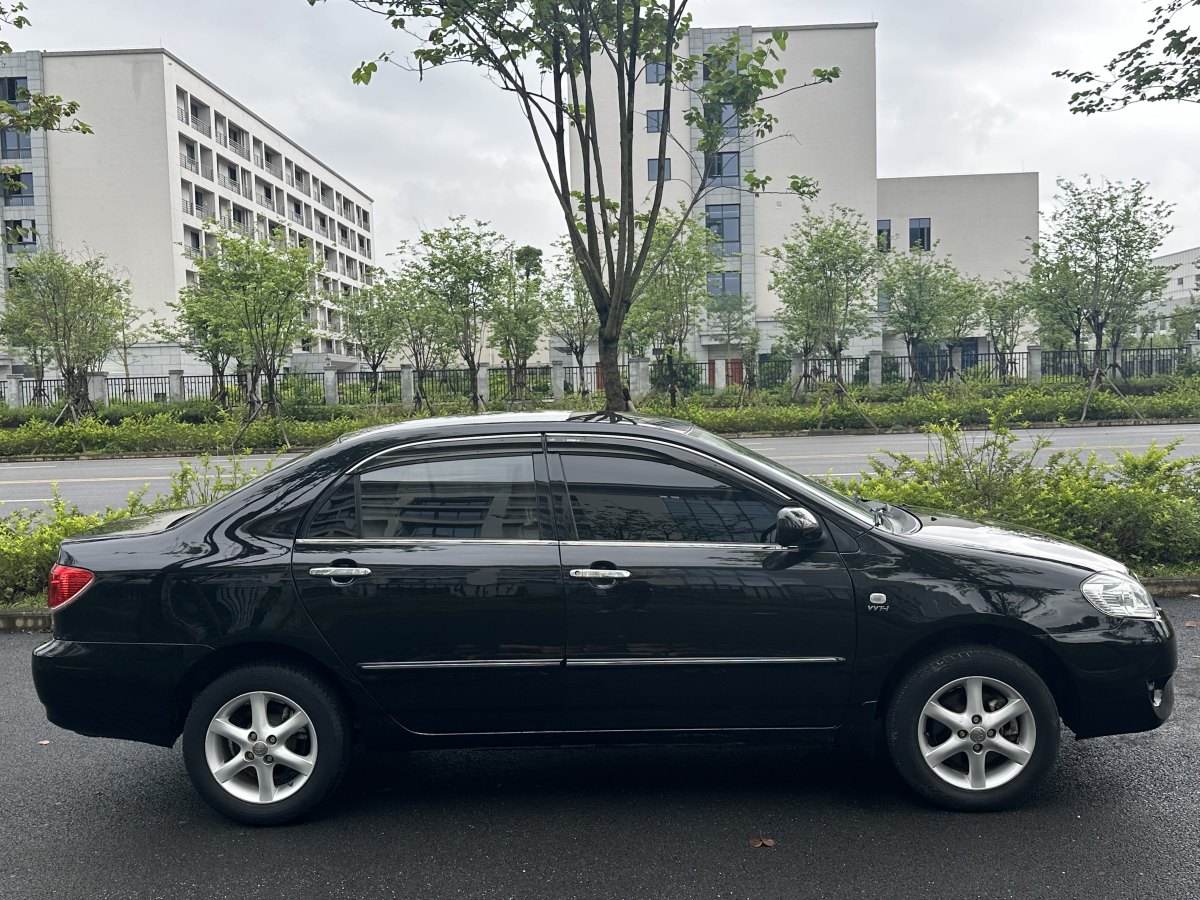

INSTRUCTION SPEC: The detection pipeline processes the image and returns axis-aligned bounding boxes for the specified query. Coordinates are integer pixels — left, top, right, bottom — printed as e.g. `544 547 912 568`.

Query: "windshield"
687 427 878 529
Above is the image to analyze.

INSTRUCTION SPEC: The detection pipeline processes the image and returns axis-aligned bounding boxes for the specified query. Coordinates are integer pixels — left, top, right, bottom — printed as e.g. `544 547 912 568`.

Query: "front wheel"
886 646 1060 811
182 663 350 825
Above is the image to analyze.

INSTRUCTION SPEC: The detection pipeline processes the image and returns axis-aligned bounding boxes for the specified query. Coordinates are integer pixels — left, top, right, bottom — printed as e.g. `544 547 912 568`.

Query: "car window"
306 454 542 540
559 452 780 544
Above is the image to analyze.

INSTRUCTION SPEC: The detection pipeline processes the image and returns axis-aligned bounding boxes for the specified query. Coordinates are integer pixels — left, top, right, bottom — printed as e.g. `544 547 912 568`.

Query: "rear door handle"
309 566 372 578
569 568 631 580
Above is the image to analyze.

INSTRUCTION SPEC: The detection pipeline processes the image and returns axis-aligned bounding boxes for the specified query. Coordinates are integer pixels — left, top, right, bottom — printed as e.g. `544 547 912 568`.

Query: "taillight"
48 564 94 610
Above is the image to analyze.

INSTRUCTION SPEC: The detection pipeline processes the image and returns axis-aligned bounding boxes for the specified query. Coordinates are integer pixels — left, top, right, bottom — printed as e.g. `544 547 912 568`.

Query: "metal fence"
562 364 630 395
107 376 170 404
757 359 790 389
20 378 66 407
962 351 1029 382
489 366 553 401
417 368 476 402
1120 346 1188 378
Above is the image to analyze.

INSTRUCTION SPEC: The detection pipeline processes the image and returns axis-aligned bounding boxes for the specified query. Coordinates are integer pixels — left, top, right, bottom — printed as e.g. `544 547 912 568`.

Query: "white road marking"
0 497 53 503
0 476 173 485
0 464 58 469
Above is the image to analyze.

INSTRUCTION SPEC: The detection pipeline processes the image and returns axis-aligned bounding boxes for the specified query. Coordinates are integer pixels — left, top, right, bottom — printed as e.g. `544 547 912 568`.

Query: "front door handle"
309 566 372 578
569 568 631 580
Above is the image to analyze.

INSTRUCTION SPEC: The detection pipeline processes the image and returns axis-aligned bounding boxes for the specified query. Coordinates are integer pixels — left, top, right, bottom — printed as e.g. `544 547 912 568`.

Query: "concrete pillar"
1028 346 1042 385
401 364 415 412
1188 340 1200 359
87 372 109 407
477 363 489 406
168 369 185 403
790 354 805 384
6 374 22 409
868 351 883 390
714 358 727 392
551 359 565 402
950 346 963 381
323 366 339 406
630 357 650 401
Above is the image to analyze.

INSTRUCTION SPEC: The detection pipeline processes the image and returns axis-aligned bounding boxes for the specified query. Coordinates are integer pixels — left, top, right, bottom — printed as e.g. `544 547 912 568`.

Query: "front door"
293 443 565 734
550 442 856 732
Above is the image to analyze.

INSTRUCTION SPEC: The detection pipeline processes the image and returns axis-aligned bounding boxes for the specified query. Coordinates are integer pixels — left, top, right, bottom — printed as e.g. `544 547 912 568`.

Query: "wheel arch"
171 641 365 745
871 624 1081 732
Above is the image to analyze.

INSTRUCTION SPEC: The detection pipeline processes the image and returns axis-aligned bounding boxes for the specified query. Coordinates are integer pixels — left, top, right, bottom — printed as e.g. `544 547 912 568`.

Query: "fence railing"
19 378 66 407
107 376 170 404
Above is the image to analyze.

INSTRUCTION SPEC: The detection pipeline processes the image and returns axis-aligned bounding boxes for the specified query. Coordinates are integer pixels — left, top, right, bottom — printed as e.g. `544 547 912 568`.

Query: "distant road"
1 423 1199 514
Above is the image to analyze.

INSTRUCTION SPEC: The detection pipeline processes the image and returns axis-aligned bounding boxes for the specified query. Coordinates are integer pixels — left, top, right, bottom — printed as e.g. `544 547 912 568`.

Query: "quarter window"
307 454 542 540
560 453 779 544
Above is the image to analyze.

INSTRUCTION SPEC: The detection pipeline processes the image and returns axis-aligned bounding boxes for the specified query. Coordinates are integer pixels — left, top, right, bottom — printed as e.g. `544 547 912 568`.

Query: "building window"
646 109 664 133
2 77 28 106
1 129 32 159
877 219 892 251
1178 277 1185 286
877 287 890 313
648 157 671 181
705 151 739 187
3 172 33 206
706 204 740 255
707 271 741 295
646 62 667 84
5 218 36 252
908 217 931 251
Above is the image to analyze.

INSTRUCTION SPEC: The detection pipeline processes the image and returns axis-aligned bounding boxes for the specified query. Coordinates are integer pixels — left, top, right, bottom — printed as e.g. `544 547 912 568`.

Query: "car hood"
898 507 1127 575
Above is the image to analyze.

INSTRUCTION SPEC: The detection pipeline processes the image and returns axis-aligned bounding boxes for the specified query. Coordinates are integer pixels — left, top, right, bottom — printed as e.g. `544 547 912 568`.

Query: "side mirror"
776 506 823 547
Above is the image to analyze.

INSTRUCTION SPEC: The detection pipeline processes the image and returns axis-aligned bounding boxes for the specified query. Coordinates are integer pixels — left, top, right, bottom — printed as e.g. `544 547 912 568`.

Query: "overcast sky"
22 0 1200 258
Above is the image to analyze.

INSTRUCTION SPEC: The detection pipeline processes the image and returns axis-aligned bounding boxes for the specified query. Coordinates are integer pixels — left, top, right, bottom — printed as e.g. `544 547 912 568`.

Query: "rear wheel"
182 664 350 825
886 646 1059 811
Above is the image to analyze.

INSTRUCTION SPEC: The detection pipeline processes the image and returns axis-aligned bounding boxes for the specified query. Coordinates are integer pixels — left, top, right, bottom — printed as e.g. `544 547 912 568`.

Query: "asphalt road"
1 599 1198 899
3 423 1200 514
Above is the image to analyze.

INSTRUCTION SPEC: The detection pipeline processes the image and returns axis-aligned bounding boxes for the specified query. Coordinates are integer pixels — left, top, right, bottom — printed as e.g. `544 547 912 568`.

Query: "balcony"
320 196 335 211
179 153 199 174
200 164 214 181
215 129 228 147
181 198 194 216
190 115 212 138
256 193 277 211
325 259 337 273
254 153 264 168
338 234 354 249
217 174 239 192
288 209 305 226
228 140 250 161
241 183 254 200
231 220 252 237
195 204 214 220
265 161 282 179
176 107 188 125
316 224 330 239
181 245 202 260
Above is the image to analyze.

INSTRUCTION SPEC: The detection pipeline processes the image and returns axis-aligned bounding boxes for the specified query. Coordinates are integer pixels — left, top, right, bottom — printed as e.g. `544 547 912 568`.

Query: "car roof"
333 410 697 448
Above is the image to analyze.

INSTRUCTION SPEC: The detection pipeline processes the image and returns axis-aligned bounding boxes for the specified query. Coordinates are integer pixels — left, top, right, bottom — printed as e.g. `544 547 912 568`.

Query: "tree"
981 277 1033 380
768 205 879 389
405 217 505 411
542 245 599 386
627 208 719 358
0 248 127 416
704 289 756 387
112 297 148 400
162 275 243 404
190 225 320 418
1 3 90 197
879 246 962 391
321 0 839 410
488 244 545 399
1033 177 1172 375
390 268 454 411
340 277 406 399
1055 0 1200 113
940 275 984 379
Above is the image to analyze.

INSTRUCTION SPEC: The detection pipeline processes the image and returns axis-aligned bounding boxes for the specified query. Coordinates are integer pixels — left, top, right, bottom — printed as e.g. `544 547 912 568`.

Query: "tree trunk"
64 369 91 416
467 361 480 413
573 349 589 396
210 364 225 404
598 332 628 412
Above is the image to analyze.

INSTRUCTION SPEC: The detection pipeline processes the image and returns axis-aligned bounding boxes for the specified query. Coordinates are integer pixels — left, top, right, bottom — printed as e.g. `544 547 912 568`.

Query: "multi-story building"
569 21 1039 362
0 48 375 375
1148 246 1200 339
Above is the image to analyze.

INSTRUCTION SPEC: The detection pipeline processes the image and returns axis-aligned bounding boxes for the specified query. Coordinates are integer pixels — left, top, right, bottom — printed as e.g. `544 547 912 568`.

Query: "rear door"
550 439 856 731
292 438 565 734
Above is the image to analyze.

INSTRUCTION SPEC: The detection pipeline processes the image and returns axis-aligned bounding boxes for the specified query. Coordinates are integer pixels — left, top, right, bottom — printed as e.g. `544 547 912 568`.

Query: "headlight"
1081 572 1158 619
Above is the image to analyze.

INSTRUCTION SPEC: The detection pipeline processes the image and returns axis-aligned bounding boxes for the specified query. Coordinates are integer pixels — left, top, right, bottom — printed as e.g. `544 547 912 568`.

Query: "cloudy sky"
22 0 1200 257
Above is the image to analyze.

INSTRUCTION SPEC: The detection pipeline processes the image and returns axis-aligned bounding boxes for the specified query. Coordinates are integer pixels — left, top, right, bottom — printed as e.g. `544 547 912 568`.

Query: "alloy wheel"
203 690 318 804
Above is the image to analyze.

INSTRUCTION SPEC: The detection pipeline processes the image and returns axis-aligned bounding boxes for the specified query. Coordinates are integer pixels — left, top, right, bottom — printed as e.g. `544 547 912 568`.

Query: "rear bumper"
1049 614 1176 740
32 639 210 747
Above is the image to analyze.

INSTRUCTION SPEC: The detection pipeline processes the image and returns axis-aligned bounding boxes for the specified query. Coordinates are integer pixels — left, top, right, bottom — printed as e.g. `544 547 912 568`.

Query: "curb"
5 577 1197 634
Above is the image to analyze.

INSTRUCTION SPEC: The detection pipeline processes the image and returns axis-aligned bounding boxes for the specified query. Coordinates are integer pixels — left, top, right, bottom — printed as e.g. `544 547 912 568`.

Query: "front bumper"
32 639 210 747
1047 613 1176 739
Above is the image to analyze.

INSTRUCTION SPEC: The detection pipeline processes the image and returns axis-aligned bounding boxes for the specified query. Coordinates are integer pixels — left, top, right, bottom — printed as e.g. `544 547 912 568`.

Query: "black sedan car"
33 412 1175 824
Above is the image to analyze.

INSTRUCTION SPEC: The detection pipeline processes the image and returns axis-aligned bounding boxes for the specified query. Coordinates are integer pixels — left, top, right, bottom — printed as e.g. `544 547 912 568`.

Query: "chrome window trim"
348 434 544 474
545 432 791 502
297 538 557 548
561 539 779 551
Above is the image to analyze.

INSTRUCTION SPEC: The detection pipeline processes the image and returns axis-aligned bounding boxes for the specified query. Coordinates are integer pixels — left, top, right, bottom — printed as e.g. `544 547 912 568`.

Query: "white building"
0 48 375 376
1148 246 1200 338
569 22 1039 363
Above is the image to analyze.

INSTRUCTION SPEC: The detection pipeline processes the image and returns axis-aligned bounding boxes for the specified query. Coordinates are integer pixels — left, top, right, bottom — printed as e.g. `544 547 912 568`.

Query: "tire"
182 663 350 825
885 646 1059 811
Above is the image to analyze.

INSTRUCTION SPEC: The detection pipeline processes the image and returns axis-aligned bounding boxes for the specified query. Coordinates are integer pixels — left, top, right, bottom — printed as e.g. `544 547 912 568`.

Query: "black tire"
885 646 1059 811
182 663 350 825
